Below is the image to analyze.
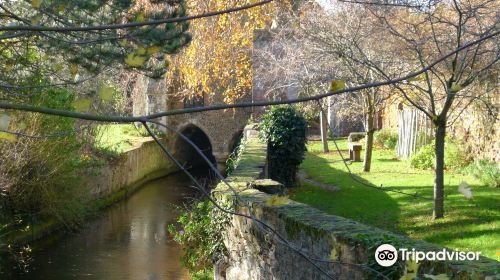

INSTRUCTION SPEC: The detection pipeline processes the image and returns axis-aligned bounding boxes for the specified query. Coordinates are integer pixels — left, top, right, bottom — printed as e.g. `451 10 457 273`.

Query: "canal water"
2 173 200 280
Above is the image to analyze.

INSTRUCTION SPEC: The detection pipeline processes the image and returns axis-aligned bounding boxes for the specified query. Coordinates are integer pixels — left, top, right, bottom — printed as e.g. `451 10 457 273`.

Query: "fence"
396 107 432 159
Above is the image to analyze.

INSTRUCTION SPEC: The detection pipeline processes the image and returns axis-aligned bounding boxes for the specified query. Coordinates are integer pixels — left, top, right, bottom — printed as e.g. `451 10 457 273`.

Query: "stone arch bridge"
166 111 250 172
129 76 252 172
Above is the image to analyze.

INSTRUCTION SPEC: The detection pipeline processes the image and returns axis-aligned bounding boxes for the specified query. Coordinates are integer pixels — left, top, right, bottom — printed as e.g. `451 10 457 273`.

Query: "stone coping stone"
249 179 286 195
348 132 366 143
348 142 363 150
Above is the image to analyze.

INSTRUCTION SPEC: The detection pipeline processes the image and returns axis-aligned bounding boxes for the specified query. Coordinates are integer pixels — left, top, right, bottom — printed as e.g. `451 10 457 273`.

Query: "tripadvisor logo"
374 244 481 267
375 244 398 267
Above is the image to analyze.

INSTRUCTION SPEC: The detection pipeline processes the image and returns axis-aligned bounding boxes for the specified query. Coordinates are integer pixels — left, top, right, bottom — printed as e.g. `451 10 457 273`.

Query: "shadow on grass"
294 150 500 258
292 152 402 234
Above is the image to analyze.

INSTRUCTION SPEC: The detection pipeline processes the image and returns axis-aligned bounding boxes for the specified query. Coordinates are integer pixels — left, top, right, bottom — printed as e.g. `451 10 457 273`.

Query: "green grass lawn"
94 124 151 155
290 139 500 259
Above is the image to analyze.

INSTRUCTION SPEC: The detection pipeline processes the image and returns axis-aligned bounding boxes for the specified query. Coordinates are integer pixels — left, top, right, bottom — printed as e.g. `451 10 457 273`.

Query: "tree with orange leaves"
166 0 283 105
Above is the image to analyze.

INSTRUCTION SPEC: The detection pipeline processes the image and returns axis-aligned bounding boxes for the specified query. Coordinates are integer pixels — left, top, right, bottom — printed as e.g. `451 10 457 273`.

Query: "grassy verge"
290 140 499 259
94 124 151 155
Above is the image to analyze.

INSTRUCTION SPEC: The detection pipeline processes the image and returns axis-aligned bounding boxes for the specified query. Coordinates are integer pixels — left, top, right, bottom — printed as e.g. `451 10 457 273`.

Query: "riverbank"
2 174 194 279
2 137 177 248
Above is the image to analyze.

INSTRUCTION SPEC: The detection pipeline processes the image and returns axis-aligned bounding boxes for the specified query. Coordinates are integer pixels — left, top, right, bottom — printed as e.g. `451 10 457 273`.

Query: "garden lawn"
290 139 500 259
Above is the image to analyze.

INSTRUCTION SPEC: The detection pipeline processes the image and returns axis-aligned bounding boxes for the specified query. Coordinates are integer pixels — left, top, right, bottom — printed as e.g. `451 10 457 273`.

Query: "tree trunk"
363 130 374 172
433 121 446 219
320 110 329 153
363 109 375 172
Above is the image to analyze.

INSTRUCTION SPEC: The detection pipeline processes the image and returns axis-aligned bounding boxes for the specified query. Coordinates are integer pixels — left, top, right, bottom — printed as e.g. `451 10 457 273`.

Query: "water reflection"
3 173 197 280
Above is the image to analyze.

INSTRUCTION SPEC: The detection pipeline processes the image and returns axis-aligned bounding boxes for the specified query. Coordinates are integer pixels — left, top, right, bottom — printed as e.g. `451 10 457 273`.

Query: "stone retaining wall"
6 138 177 246
215 131 499 280
87 138 177 201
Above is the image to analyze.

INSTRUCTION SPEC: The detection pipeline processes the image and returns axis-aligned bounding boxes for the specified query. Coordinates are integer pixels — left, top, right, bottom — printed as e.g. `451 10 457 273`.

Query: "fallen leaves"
98 85 114 102
265 195 289 207
125 53 147 67
31 0 42 9
0 132 17 142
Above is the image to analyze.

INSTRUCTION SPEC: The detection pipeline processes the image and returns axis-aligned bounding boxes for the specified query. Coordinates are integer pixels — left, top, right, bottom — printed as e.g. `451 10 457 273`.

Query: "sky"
315 0 337 12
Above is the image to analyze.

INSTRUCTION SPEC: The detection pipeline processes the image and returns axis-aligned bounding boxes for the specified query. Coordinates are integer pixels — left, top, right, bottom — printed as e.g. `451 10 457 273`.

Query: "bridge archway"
174 124 217 172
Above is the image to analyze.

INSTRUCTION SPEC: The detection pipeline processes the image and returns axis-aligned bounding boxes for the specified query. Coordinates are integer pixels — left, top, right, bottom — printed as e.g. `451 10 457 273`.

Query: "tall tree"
351 0 499 218
0 0 194 228
254 3 392 169
165 0 278 105
254 0 498 217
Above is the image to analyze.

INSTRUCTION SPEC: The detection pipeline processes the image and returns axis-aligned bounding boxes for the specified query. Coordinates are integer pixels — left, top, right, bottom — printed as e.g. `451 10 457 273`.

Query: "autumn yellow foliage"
167 0 281 104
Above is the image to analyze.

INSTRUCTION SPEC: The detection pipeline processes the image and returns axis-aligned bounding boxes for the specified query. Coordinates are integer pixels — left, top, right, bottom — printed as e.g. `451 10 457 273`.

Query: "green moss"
94 188 128 209
280 206 328 240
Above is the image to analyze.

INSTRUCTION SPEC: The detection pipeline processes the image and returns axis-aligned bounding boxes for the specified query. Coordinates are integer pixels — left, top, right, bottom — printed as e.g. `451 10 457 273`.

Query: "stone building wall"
382 101 499 162
215 130 500 280
130 75 150 118
165 109 251 169
446 105 499 162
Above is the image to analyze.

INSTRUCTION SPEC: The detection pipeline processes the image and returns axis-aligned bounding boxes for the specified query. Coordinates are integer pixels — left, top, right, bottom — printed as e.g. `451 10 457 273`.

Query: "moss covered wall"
215 129 499 280
86 138 178 201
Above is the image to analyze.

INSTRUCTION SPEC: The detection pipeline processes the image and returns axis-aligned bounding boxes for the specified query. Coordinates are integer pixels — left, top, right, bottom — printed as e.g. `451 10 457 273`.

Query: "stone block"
348 143 363 162
348 132 366 143
249 179 286 195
